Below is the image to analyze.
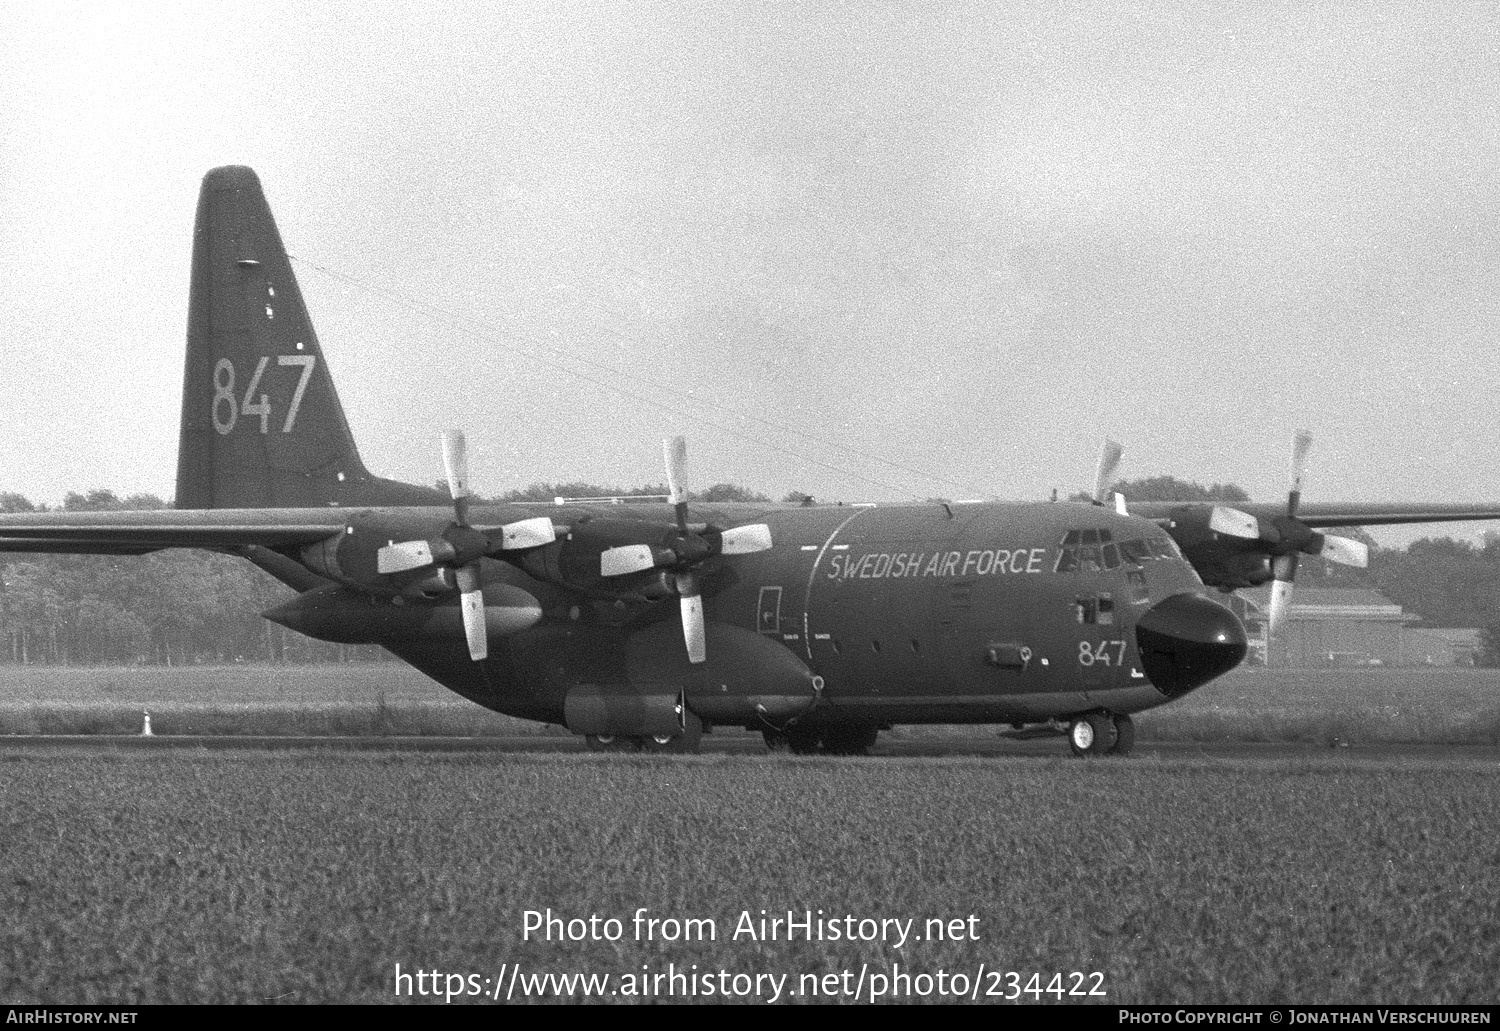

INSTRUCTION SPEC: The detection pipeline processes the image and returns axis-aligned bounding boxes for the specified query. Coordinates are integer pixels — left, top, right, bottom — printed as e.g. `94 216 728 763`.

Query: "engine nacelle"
297 510 467 590
513 516 689 594
1162 505 1274 590
299 531 346 583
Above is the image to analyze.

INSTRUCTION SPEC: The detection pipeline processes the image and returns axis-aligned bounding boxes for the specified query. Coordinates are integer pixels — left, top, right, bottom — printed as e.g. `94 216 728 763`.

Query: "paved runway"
3 733 1497 761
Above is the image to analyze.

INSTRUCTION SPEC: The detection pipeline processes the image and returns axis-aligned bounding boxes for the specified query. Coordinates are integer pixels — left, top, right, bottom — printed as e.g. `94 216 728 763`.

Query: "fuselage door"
757 586 783 637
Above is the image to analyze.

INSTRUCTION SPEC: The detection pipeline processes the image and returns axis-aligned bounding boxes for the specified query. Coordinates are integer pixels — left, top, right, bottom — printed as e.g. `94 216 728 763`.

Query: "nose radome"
1135 593 1248 698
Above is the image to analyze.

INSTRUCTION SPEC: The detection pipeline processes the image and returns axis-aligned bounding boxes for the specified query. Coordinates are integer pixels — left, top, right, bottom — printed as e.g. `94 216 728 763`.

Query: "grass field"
0 664 541 737
1 664 1498 744
2 749 1496 1005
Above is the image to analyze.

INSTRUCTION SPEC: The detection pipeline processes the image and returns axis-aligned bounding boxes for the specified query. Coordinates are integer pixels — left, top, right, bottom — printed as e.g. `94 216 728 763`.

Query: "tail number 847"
211 356 317 435
1078 640 1127 666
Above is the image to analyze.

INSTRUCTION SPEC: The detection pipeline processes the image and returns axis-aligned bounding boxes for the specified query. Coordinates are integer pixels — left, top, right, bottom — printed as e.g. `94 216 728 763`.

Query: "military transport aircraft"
5 166 1500 757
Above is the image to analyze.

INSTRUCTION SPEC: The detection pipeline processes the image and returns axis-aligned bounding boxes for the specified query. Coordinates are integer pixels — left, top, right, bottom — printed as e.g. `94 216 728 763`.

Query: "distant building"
1225 587 1477 668
1399 627 1481 667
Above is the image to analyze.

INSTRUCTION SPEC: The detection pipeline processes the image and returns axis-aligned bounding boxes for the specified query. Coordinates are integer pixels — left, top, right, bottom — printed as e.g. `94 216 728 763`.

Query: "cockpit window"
1075 593 1115 625
1145 536 1181 559
1056 529 1178 573
1102 542 1121 570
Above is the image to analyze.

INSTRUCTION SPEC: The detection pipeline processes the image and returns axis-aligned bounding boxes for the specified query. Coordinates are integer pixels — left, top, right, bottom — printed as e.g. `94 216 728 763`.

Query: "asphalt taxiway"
3 734 1496 762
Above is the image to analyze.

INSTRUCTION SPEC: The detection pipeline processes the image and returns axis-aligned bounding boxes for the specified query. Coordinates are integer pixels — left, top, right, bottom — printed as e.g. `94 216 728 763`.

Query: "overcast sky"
3 2 1498 545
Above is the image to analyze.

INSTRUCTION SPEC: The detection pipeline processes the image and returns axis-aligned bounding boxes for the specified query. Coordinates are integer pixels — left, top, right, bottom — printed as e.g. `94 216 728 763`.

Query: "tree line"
2 481 1500 665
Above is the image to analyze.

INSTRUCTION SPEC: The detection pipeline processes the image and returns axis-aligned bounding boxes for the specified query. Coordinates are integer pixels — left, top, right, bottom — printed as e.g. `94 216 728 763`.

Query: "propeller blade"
1113 492 1128 517
1265 552 1301 639
1288 429 1313 515
377 540 437 574
600 544 658 577
460 590 487 660
719 523 773 555
455 562 486 661
677 572 706 664
442 428 471 501
1208 506 1261 540
1317 534 1370 568
1267 578 1295 639
664 436 688 508
497 516 556 550
1093 439 1124 505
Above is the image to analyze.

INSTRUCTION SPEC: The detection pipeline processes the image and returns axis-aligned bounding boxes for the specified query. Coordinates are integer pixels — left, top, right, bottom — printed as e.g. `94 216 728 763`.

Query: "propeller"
1263 430 1370 638
597 436 773 664
375 430 557 661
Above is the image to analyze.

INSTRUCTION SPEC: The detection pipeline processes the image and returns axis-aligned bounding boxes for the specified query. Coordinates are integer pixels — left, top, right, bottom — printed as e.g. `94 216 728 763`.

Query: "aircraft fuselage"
263 497 1247 737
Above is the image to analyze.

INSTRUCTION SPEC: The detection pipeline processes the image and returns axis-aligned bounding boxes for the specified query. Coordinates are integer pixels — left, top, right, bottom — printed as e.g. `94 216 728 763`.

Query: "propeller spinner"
597 436 773 664
375 430 556 661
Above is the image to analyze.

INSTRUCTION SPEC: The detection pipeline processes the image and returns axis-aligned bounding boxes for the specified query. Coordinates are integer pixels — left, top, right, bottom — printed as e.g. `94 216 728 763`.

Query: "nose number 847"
1078 640 1127 666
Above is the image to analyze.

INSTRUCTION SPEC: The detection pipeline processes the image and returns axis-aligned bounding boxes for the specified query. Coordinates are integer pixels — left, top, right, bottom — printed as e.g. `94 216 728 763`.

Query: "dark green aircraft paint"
4 167 1498 756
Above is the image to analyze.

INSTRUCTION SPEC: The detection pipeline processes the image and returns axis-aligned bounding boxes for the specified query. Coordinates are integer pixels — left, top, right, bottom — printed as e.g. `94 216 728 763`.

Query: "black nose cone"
1135 593 1247 698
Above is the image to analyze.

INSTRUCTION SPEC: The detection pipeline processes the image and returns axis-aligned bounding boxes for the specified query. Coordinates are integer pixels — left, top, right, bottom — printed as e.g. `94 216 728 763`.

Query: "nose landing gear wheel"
1068 713 1118 757
1110 714 1136 756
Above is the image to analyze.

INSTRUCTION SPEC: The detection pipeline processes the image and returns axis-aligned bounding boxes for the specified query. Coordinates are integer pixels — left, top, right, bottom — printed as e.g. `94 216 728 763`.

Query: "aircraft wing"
1259 502 1500 529
0 509 351 555
1129 501 1500 529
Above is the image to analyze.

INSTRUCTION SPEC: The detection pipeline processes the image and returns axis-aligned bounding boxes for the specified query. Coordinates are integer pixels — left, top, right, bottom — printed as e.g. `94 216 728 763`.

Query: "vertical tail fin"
175 166 440 509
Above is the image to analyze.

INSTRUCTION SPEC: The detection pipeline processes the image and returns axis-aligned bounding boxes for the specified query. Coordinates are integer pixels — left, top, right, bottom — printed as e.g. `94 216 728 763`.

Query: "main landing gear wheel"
585 734 639 753
1110 714 1136 756
1068 713 1118 757
641 716 704 754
